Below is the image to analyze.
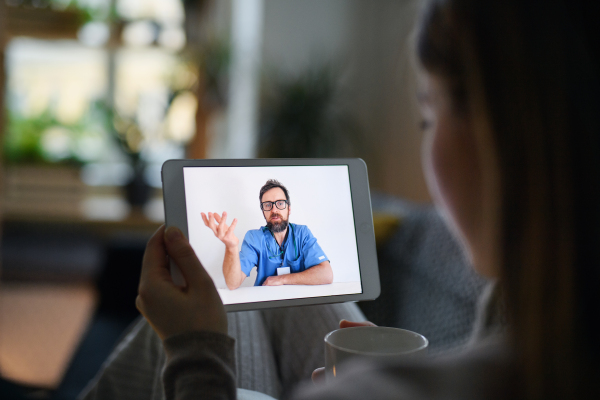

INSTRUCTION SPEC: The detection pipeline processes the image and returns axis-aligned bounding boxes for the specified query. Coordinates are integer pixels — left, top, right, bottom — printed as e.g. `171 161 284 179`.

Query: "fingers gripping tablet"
170 261 186 287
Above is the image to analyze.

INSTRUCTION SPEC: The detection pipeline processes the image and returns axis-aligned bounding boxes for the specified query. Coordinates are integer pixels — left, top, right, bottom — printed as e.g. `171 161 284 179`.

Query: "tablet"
162 158 380 312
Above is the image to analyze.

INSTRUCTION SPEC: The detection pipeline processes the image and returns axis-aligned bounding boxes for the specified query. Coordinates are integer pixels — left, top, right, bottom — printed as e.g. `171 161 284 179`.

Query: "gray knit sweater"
160 283 508 400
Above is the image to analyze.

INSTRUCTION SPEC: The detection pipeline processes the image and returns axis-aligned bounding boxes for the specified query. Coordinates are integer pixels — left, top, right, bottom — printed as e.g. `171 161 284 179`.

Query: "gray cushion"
359 204 489 352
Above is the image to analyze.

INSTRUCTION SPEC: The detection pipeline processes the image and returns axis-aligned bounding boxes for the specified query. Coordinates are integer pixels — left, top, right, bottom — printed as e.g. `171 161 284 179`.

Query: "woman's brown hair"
415 0 600 398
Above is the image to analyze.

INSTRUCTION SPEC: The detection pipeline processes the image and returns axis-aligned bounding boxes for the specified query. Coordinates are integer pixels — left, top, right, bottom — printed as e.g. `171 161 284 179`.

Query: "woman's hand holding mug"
314 320 428 384
311 320 377 384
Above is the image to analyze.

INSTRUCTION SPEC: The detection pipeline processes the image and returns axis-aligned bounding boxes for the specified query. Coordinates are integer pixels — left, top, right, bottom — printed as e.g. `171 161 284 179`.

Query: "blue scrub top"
239 223 329 286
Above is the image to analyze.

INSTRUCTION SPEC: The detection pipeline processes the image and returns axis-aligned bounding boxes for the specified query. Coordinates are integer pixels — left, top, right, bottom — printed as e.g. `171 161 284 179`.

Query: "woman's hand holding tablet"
136 225 228 340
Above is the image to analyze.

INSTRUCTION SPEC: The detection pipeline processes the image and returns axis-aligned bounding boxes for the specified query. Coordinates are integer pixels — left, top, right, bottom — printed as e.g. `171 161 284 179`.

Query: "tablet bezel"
161 158 380 312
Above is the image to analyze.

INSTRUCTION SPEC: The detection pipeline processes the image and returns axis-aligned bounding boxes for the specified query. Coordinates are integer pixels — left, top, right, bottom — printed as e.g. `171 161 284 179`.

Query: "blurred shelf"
5 6 82 40
2 165 163 236
2 195 164 236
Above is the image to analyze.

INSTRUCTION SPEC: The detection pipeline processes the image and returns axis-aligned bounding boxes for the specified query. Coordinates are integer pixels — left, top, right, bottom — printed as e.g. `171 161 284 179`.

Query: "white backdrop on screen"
183 166 361 289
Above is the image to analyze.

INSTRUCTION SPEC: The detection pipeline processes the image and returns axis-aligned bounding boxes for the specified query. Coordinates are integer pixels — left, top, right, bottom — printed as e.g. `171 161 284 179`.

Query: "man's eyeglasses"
261 200 288 211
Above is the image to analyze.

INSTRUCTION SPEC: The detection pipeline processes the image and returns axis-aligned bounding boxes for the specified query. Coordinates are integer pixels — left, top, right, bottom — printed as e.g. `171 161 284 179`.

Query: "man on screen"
201 179 334 290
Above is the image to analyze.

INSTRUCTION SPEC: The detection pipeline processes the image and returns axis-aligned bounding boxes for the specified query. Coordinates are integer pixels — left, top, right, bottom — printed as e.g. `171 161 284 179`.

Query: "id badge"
277 267 291 276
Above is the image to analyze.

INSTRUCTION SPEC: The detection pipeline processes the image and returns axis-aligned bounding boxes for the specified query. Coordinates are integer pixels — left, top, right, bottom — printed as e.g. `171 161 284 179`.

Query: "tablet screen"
182 165 362 305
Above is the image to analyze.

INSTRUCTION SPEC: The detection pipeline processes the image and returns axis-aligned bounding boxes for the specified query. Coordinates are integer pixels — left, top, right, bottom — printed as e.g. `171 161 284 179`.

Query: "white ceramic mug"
324 326 428 381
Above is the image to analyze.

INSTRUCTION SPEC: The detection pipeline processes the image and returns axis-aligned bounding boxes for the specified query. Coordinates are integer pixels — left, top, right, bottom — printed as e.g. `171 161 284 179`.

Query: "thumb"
312 367 326 385
339 319 377 329
164 226 206 288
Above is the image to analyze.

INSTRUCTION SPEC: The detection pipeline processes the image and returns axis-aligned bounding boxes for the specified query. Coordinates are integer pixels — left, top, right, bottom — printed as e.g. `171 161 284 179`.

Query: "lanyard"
265 223 297 261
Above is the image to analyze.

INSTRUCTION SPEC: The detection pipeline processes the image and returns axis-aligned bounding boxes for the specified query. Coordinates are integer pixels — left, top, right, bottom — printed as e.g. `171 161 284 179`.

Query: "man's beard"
267 216 289 233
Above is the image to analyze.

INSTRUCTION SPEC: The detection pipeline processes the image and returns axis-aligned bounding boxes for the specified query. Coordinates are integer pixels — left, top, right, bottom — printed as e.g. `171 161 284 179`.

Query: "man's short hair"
259 179 290 205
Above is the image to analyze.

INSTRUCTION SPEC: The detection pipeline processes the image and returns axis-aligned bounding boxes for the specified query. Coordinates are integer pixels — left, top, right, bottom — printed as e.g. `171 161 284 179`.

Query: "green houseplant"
258 67 362 159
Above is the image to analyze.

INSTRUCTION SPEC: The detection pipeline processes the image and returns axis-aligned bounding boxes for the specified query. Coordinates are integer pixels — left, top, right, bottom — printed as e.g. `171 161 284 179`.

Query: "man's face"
261 187 290 233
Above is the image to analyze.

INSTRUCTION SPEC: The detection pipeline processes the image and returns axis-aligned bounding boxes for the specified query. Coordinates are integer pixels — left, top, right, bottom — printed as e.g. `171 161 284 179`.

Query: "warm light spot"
166 91 197 142
126 125 144 152
55 84 87 124
333 365 336 377
25 79 52 117
40 127 72 161
158 26 186 50
122 21 157 47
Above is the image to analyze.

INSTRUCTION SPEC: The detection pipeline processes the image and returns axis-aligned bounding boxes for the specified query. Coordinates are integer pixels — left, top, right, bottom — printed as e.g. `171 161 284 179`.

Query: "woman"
136 0 600 398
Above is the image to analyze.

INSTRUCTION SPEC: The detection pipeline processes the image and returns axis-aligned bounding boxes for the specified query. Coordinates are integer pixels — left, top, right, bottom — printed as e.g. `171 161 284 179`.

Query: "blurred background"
0 0 428 398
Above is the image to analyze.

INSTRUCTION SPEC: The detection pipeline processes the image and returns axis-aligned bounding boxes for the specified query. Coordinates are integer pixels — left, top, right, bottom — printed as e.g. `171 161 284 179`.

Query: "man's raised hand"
201 212 239 249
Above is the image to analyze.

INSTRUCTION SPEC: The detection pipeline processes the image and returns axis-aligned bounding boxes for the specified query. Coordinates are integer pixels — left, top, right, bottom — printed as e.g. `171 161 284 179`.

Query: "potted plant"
259 66 362 158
